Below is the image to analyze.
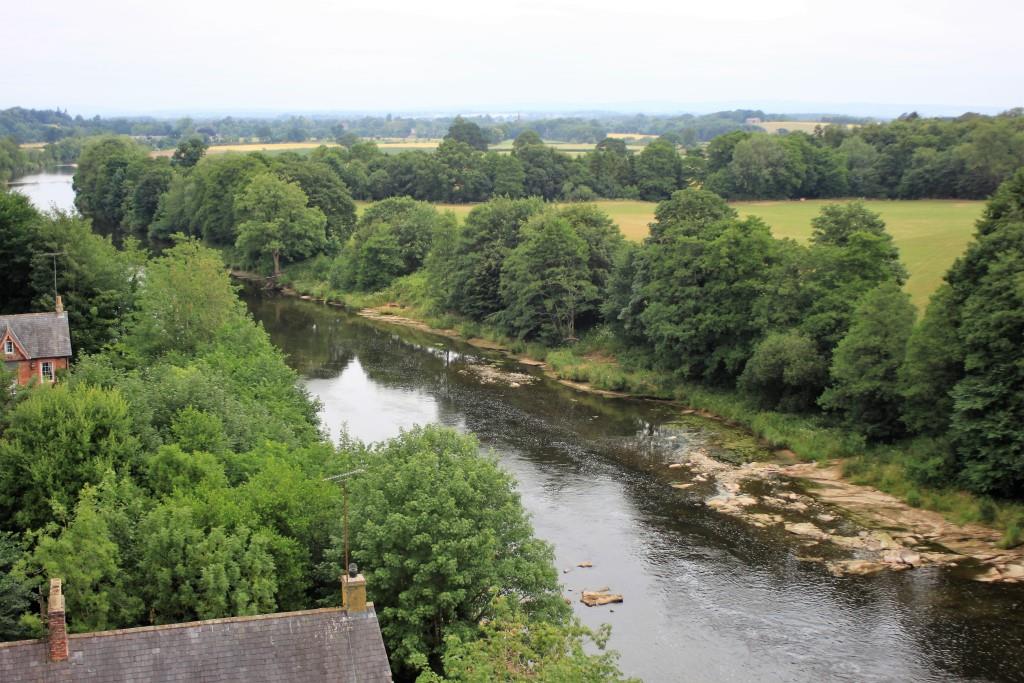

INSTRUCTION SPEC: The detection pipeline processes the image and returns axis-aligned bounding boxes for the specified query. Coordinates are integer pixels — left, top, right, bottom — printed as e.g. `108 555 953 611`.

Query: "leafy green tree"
152 153 269 245
143 444 227 497
647 187 737 240
0 384 138 530
0 532 33 640
739 331 827 411
123 158 174 233
497 212 596 343
624 190 778 383
33 481 140 632
73 136 148 230
29 212 143 355
819 282 916 441
944 169 1024 495
587 138 635 198
123 238 245 359
484 152 525 198
444 117 489 152
436 139 491 202
798 203 907 355
512 134 571 200
425 598 635 683
170 136 208 169
344 222 405 292
344 198 447 291
558 204 625 293
899 284 962 435
810 201 888 246
274 157 357 247
135 503 278 624
0 191 40 313
838 136 882 196
724 134 801 199
235 173 327 276
447 198 545 320
634 139 681 200
343 426 567 675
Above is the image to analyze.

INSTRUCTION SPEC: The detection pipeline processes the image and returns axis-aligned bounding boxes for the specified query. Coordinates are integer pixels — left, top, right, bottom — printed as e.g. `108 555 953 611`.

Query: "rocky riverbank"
669 446 1024 582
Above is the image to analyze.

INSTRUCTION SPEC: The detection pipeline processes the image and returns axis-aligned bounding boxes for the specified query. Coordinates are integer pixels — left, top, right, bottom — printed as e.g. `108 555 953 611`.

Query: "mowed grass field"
357 198 983 309
733 199 982 308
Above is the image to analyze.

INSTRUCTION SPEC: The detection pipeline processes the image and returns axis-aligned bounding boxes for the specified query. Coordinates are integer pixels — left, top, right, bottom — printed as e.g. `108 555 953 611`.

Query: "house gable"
1 326 29 362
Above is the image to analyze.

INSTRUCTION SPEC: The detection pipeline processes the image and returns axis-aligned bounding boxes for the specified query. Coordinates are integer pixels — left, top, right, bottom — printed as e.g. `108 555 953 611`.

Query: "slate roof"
0 312 72 359
0 607 392 682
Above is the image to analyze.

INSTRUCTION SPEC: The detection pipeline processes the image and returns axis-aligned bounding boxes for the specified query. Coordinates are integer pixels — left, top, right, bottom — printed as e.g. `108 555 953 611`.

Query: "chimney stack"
341 563 367 613
55 296 63 315
48 578 68 662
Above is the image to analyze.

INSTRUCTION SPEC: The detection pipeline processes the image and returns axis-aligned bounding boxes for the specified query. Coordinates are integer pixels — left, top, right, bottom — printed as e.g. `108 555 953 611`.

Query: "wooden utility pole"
324 469 364 571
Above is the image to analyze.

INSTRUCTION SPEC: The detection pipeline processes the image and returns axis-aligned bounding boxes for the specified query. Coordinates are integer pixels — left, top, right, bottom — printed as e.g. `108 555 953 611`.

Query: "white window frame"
40 361 53 382
3 340 12 355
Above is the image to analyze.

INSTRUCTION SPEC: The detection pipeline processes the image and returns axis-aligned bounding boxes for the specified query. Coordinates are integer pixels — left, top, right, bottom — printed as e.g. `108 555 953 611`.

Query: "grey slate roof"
0 607 392 682
0 312 72 359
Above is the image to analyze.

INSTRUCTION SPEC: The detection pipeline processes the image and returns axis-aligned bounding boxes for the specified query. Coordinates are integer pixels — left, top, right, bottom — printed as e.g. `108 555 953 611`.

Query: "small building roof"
0 312 72 359
0 606 392 682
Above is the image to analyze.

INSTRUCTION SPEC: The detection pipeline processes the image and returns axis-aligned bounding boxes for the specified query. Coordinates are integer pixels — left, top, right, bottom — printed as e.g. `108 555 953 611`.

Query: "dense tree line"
1 106 813 147
53 111 1024 251
0 136 81 184
0 195 631 680
300 174 1024 500
702 111 1024 200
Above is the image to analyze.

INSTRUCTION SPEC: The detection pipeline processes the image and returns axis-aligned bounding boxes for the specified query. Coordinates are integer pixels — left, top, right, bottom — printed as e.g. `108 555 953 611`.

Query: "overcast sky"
3 0 1021 117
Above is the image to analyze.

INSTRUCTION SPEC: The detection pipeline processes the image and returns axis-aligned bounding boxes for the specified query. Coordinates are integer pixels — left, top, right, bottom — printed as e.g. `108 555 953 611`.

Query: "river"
7 168 77 213
242 290 1024 683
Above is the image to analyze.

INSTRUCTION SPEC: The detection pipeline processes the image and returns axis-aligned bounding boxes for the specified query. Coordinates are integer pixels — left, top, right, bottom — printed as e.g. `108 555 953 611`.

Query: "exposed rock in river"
674 444 1024 582
581 589 624 607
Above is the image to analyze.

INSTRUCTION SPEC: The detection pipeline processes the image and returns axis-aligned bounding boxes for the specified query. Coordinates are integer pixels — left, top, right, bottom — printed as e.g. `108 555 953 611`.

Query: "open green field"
733 199 982 309
357 198 983 309
558 198 982 309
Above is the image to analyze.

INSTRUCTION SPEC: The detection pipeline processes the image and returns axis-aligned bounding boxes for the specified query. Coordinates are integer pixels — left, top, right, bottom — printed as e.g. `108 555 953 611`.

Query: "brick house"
0 572 392 682
1 297 72 387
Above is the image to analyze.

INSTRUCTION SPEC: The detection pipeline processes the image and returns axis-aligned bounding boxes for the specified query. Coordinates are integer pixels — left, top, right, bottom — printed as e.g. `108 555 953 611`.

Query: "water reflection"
245 290 1024 683
8 168 76 213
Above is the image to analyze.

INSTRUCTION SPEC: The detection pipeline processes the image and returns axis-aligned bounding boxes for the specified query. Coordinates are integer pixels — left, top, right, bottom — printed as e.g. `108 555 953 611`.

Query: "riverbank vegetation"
0 198 632 681
278 173 1024 541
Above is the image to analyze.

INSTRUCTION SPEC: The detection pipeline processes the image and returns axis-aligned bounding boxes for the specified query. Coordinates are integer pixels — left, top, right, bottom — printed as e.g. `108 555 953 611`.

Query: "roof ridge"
0 604 378 649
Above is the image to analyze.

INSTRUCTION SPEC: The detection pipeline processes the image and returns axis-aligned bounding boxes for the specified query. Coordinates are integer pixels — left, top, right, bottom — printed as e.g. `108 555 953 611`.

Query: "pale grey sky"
3 0 1021 116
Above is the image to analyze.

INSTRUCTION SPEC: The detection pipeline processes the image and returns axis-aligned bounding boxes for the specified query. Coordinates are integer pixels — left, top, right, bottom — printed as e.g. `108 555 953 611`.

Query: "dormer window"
3 340 12 355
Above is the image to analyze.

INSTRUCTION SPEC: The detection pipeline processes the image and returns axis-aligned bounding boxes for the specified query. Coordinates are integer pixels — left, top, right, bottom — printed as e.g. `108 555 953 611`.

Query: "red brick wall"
13 357 68 386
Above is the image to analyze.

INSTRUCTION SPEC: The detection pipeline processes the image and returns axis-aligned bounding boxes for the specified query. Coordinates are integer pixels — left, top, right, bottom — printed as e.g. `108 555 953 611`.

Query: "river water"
7 168 77 213
243 291 1024 683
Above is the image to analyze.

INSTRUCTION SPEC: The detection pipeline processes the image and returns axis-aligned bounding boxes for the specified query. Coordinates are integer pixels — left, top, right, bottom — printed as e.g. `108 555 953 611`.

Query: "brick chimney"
341 563 367 613
48 578 68 662
55 296 63 314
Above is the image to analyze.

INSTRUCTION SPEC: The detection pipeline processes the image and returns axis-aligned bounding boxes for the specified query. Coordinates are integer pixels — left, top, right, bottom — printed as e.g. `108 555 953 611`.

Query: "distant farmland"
358 198 982 309
155 137 652 159
754 121 858 134
151 141 340 157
